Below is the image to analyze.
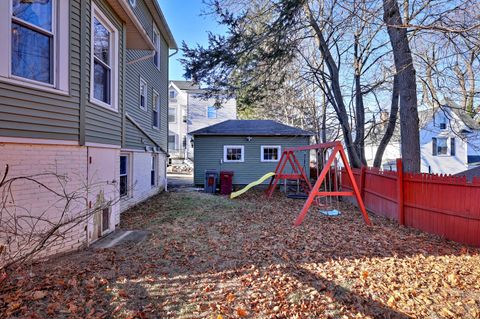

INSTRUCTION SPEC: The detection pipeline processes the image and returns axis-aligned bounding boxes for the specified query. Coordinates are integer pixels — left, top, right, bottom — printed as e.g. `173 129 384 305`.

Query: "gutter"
127 50 156 65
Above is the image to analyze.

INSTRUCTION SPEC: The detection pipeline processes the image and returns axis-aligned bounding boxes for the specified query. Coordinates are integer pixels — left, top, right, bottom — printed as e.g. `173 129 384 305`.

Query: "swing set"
265 141 372 226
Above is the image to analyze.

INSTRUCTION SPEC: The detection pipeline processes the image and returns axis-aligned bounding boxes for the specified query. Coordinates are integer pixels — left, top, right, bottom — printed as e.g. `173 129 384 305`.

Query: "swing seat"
287 193 308 199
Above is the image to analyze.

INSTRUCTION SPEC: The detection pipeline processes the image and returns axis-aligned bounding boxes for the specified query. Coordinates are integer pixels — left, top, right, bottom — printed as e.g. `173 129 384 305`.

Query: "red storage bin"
220 171 234 195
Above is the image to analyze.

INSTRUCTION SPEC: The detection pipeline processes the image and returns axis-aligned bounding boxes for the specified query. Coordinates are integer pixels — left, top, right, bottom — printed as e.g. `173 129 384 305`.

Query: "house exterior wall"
122 0 169 209
125 0 169 151
120 151 167 211
0 142 120 261
85 0 125 146
0 0 174 263
193 135 310 185
364 141 401 168
0 0 82 141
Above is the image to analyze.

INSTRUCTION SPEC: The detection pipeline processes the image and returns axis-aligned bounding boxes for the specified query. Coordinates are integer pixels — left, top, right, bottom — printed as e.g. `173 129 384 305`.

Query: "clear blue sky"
158 0 226 81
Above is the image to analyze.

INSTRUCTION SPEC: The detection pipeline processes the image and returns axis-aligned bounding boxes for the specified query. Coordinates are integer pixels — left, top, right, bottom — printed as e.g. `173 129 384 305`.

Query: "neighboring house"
168 81 237 160
364 104 480 174
0 0 176 259
191 120 313 185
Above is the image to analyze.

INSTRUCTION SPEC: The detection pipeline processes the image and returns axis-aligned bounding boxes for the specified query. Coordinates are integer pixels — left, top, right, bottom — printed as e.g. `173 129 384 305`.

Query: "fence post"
396 158 405 225
360 165 366 201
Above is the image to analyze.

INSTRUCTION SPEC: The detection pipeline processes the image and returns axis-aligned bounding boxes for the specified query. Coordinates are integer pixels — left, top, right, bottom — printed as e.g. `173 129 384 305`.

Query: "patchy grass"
1 190 480 318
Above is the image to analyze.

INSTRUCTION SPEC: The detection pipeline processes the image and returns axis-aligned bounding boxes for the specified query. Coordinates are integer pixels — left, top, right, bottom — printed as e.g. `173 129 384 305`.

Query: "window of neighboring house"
90 4 119 110
432 137 448 156
451 137 456 156
1 0 68 91
150 155 157 187
120 155 129 198
261 145 281 162
182 135 187 149
182 108 187 123
169 107 176 123
207 106 217 119
168 134 176 150
139 78 147 110
152 90 160 129
169 90 176 98
440 122 447 129
224 145 244 162
153 26 160 70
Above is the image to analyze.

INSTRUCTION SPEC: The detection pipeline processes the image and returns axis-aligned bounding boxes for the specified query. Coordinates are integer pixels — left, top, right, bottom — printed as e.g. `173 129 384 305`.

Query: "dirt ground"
1 191 479 318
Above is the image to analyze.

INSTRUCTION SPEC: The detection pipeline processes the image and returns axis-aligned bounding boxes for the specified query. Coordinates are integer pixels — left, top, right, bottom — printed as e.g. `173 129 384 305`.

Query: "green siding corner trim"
193 136 311 185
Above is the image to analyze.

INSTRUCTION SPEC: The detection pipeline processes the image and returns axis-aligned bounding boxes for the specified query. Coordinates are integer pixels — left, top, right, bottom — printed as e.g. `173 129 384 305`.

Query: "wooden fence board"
340 163 480 247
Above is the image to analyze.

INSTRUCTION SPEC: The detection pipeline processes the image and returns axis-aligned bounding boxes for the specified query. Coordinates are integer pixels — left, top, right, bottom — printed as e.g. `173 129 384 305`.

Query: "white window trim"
128 0 137 7
207 106 217 119
152 89 160 130
261 145 281 162
169 107 177 123
139 77 147 111
89 3 119 112
224 145 245 163
153 24 161 71
0 0 69 93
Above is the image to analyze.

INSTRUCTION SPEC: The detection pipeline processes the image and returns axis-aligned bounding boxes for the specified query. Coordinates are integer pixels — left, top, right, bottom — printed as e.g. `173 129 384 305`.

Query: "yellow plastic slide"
230 172 276 199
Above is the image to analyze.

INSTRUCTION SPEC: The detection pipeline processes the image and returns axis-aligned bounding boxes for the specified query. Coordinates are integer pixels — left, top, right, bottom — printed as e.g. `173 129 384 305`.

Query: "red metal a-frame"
266 141 372 227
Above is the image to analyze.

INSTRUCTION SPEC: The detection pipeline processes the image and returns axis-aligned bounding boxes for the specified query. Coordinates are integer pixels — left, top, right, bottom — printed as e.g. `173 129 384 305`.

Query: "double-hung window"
0 0 69 91
153 26 160 70
169 107 176 123
90 4 119 110
139 78 147 110
207 106 217 119
152 90 160 129
224 145 244 162
432 137 448 156
168 134 176 150
261 146 281 162
120 155 129 198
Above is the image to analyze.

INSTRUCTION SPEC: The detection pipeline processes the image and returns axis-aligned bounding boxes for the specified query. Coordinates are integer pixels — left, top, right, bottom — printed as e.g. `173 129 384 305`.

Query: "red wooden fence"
341 159 480 247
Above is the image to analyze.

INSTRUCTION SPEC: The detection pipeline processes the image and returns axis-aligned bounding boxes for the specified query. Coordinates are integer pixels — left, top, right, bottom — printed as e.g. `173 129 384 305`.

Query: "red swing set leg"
266 141 371 227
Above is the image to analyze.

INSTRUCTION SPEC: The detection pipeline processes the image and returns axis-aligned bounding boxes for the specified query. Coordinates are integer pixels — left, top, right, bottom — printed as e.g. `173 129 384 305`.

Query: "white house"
364 104 480 174
168 81 237 160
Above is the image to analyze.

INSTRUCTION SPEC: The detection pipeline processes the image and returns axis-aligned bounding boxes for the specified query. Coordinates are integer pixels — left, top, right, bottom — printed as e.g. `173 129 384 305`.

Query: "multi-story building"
168 81 237 160
0 0 176 261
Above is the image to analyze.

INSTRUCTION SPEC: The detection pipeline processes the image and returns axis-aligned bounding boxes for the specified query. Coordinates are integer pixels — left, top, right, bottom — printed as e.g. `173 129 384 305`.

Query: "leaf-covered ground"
1 191 479 318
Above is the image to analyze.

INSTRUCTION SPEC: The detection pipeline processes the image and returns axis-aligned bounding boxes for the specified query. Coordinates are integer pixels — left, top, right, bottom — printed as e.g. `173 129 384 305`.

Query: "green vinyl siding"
0 0 81 141
194 136 311 185
124 0 169 151
84 0 124 146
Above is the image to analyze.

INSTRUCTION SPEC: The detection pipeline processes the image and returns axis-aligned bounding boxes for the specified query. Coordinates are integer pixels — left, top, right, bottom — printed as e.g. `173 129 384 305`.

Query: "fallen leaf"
118 289 129 298
236 308 248 317
226 293 235 303
32 290 48 300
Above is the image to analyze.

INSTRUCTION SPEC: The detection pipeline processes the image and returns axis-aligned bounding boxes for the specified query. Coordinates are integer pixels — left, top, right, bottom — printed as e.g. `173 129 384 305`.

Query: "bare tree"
0 164 117 277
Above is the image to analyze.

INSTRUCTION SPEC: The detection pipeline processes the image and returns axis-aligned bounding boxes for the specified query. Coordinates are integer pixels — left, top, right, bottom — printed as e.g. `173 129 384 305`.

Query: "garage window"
261 145 281 162
224 145 244 162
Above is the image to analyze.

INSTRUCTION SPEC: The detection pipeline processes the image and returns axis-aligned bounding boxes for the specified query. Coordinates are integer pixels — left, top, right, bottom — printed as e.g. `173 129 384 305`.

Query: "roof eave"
106 0 155 50
146 0 178 49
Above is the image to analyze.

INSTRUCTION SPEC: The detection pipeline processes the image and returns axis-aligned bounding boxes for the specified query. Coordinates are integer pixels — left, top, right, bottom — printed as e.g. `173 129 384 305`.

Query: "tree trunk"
305 4 362 168
374 75 399 167
353 33 367 165
383 0 420 172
